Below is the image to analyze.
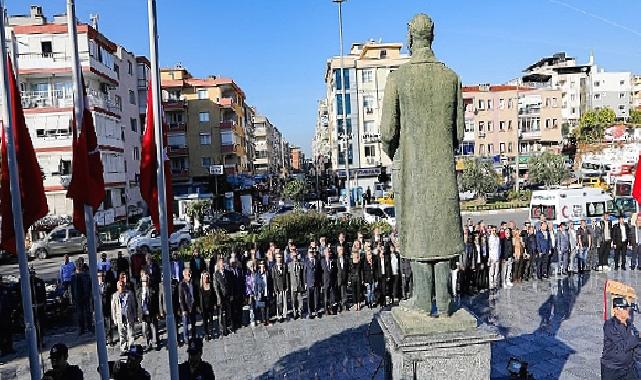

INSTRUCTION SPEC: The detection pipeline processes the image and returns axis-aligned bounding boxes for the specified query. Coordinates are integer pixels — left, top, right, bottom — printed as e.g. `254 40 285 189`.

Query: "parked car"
119 217 152 247
29 225 87 260
127 221 192 255
363 205 396 227
323 204 347 220
208 212 251 233
260 205 295 225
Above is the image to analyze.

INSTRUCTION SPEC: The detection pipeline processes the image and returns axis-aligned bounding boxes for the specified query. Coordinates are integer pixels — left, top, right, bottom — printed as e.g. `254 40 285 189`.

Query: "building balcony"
168 122 187 132
167 145 189 156
520 130 542 140
163 99 188 110
137 78 149 90
220 120 236 129
218 97 236 108
21 90 120 113
171 169 190 180
221 143 242 154
362 133 380 143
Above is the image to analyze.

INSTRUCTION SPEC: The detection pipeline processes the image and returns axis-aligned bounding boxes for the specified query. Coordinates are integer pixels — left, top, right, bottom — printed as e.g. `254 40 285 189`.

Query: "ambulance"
529 187 615 225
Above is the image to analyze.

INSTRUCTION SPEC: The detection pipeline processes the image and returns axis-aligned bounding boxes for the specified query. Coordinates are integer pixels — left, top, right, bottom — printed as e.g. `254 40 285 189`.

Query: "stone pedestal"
378 307 501 380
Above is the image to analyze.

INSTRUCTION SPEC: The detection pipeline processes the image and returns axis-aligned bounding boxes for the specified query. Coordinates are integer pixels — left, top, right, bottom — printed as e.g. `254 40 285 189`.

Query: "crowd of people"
456 213 637 295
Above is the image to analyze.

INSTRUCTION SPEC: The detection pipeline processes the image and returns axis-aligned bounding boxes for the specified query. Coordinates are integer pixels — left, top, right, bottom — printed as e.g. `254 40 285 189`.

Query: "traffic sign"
209 165 224 175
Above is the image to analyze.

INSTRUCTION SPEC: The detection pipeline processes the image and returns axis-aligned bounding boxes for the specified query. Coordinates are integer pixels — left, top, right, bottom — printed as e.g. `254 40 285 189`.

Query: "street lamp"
333 0 352 211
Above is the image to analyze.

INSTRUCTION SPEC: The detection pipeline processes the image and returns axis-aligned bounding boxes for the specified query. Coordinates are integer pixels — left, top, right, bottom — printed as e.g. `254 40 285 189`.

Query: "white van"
364 205 396 227
529 187 614 225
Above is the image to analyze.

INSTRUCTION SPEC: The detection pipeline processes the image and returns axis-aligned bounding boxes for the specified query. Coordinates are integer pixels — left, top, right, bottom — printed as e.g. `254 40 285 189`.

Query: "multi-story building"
463 85 564 158
160 66 249 194
632 75 641 110
589 70 632 119
290 146 304 172
324 40 409 190
253 114 279 175
243 105 256 174
8 6 143 225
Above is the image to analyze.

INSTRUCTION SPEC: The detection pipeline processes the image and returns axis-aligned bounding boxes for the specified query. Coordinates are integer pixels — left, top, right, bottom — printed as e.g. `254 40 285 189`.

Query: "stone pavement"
0 268 639 379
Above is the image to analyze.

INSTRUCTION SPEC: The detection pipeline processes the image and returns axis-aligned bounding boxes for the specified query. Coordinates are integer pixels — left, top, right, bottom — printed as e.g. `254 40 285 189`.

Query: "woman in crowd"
199 271 216 340
350 241 363 311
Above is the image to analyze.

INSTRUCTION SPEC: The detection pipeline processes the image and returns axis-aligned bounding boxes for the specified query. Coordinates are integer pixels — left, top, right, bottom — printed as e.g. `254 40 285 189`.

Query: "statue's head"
408 13 434 54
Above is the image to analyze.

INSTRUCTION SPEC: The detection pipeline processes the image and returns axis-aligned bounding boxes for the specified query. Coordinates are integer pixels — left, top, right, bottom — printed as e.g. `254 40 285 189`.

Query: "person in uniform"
601 297 639 380
111 344 151 380
42 343 83 380
178 338 216 380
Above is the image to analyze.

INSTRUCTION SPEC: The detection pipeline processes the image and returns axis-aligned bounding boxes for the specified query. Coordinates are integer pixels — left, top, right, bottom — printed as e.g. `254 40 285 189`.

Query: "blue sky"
8 1 641 155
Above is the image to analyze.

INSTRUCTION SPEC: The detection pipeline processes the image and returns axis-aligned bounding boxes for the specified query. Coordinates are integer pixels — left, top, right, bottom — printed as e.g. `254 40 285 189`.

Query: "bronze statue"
381 13 464 317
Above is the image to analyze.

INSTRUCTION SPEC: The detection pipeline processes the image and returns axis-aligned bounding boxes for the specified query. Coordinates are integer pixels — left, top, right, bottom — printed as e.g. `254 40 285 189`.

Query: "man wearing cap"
111 344 151 380
601 297 640 379
179 338 216 380
42 343 83 380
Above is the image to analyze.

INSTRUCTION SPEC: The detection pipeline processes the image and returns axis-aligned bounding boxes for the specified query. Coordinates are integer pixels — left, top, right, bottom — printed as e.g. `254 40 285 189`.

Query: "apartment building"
463 85 564 158
160 66 249 194
590 70 632 119
253 114 279 175
7 6 143 225
324 40 409 190
632 75 641 110
290 146 304 172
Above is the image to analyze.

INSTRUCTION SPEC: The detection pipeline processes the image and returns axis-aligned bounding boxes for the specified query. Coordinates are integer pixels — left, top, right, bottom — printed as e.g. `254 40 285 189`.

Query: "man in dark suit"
178 269 196 344
336 245 350 313
213 257 232 336
600 214 614 269
272 251 288 322
304 248 322 318
336 232 350 257
287 247 305 319
229 256 245 331
612 215 630 271
321 246 337 315
376 242 391 306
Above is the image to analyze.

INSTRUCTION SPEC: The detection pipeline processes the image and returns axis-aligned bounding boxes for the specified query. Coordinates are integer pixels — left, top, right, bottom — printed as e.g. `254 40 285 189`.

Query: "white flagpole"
0 2 42 378
66 2 110 379
147 1 179 378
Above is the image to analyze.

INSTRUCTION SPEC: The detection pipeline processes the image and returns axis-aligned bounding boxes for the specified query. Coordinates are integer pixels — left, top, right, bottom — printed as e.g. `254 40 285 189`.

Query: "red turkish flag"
66 75 105 234
0 55 48 254
632 154 641 205
140 83 173 233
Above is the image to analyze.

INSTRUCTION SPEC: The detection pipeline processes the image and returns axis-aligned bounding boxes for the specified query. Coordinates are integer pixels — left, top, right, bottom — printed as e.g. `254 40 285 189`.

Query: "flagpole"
0 2 42 378
148 1 179 378
66 2 110 379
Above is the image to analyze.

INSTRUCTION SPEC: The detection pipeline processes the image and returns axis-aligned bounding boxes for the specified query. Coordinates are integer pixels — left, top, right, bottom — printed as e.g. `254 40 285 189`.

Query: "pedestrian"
42 343 83 380
304 248 321 318
116 251 130 279
601 297 639 380
376 242 391 306
600 214 614 270
111 344 151 380
536 222 553 279
189 249 206 300
366 186 372 205
613 215 630 271
502 228 514 288
200 271 216 340
98 270 115 346
525 225 538 280
336 245 350 312
363 248 378 308
487 226 501 291
138 269 160 351
178 338 216 380
272 251 289 322
254 260 271 326
179 268 197 343
229 257 245 331
321 245 337 315
630 214 641 271
576 219 592 273
58 254 75 299
287 248 305 319
97 252 111 273
476 229 489 290
512 227 524 283
213 258 232 334
556 222 571 275
111 280 136 356
591 218 604 270
70 259 92 335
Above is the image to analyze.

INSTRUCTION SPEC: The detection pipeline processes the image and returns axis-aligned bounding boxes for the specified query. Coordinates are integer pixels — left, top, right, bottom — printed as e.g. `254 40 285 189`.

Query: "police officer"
111 344 151 380
42 343 83 380
601 297 639 380
178 338 215 380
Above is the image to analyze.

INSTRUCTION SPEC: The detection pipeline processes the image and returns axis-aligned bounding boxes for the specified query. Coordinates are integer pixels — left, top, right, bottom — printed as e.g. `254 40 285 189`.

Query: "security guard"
42 343 84 380
601 297 640 380
178 338 216 380
111 344 151 380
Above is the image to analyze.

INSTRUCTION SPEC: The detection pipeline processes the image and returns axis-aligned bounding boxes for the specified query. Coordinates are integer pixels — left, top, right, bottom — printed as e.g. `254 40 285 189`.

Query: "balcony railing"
162 98 187 109
168 122 187 132
21 89 119 112
221 144 240 154
520 130 542 140
137 78 149 90
219 120 236 129
218 97 236 108
171 169 190 179
167 145 188 156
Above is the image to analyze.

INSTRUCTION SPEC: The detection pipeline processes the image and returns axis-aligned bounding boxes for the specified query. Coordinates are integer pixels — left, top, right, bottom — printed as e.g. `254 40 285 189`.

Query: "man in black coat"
70 260 92 335
228 256 245 331
213 258 232 336
272 251 288 322
336 245 350 313
321 246 337 315
612 215 630 271
98 270 116 346
179 338 215 380
178 269 196 344
304 249 322 318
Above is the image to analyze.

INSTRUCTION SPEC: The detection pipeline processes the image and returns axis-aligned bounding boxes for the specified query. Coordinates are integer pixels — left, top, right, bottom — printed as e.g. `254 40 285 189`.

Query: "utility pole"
515 80 521 193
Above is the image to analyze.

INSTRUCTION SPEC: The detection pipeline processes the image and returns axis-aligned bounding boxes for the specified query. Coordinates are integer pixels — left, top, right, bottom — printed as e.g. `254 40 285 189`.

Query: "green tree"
629 109 641 125
527 152 569 188
460 158 498 202
283 180 305 203
574 107 616 142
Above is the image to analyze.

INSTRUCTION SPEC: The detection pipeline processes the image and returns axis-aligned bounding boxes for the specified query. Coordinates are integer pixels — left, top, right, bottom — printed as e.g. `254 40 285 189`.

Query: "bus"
613 175 636 215
529 187 614 225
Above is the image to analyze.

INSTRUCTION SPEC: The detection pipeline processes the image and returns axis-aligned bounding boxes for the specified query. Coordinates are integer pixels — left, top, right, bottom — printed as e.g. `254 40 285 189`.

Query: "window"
114 64 120 79
545 98 550 107
552 98 558 107
508 120 513 130
41 41 53 57
128 60 133 75
479 144 485 154
499 121 506 131
362 70 373 83
487 121 493 132
478 121 485 132
545 119 551 129
201 157 212 167
36 129 45 137
220 130 234 145
620 79 626 86
464 120 474 133
499 143 506 153
129 90 136 105
619 92 626 99
363 121 375 134
499 99 505 109
508 143 513 153
488 144 494 154
59 160 72 175
69 229 81 238
335 69 349 90
199 133 211 145
478 99 485 110
594 81 600 87
508 99 513 109
336 94 351 115
364 145 375 157
198 89 208 100
199 112 209 123
570 94 576 101
133 147 140 161
379 50 387 59
487 99 493 110
130 118 137 132
553 119 558 128
619 104 626 110
594 94 601 100
115 95 122 111
363 95 374 112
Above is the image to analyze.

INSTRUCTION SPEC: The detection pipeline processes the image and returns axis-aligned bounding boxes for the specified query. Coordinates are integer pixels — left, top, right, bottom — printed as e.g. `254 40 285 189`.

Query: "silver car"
29 225 87 260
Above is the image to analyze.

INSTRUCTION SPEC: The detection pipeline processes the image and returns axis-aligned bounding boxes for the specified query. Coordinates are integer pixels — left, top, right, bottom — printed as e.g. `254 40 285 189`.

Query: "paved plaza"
0 268 638 379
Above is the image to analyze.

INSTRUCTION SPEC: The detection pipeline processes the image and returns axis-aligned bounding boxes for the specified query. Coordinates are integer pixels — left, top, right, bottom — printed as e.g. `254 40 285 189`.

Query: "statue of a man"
381 14 464 317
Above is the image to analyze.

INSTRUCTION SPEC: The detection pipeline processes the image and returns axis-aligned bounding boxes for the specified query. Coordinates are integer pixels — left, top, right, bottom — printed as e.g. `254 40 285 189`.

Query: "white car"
364 205 396 227
127 221 192 254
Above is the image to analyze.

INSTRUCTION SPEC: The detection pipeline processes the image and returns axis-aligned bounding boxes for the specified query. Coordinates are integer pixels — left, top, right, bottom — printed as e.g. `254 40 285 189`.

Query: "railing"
167 145 188 155
220 120 236 129
218 97 236 107
520 130 542 140
163 98 187 108
21 89 119 112
168 122 187 131
137 78 148 90
171 169 190 179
